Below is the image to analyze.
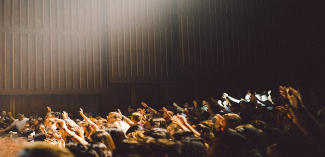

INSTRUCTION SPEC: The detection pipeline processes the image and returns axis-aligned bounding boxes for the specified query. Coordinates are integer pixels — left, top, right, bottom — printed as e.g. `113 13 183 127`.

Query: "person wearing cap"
0 113 29 133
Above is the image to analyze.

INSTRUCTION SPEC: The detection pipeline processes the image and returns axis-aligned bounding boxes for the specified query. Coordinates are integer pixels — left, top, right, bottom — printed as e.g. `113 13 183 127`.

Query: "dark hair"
180 136 208 157
104 127 126 148
66 143 110 157
143 128 172 139
91 130 116 151
112 139 151 157
52 112 62 119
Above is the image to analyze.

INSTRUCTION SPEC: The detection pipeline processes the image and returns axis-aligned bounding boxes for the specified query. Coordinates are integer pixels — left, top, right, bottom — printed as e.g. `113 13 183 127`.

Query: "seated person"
0 113 29 133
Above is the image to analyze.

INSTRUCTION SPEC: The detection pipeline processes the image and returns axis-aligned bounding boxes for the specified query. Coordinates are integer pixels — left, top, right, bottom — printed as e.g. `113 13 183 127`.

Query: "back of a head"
18 142 74 157
109 112 122 120
104 127 126 147
144 128 172 139
131 112 142 122
66 142 110 157
91 130 116 151
223 113 242 129
113 139 151 157
153 118 167 129
180 136 208 157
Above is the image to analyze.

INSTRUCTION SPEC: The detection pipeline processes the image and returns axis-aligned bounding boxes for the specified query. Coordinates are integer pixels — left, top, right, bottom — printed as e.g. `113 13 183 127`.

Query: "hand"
53 132 62 140
62 111 68 119
171 116 183 126
193 100 198 107
117 109 122 116
45 138 57 145
72 125 84 137
214 114 224 131
40 125 45 132
47 106 51 112
89 122 99 132
57 139 65 148
56 119 67 130
279 86 303 109
177 114 188 126
140 109 146 115
79 108 83 115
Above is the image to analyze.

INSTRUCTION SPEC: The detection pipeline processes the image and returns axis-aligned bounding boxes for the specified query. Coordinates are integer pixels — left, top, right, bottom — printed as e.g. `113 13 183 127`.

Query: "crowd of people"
0 86 325 157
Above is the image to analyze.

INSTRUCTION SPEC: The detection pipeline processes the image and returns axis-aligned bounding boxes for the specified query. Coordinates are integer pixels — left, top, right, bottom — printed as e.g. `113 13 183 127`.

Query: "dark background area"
0 0 324 118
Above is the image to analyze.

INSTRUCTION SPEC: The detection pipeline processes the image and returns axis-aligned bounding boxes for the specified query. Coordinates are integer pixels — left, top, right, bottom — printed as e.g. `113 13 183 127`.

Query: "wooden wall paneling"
0 96 10 113
0 32 4 90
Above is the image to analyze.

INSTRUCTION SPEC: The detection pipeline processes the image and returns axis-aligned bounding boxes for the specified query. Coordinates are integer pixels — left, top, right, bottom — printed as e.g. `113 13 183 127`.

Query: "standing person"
0 113 29 133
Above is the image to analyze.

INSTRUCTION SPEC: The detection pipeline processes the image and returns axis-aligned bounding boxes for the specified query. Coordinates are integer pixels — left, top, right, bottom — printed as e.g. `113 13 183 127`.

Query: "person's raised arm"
177 115 200 136
280 86 325 151
117 109 134 126
223 93 242 103
141 102 157 114
171 116 190 132
79 108 91 122
56 119 88 145
62 111 69 120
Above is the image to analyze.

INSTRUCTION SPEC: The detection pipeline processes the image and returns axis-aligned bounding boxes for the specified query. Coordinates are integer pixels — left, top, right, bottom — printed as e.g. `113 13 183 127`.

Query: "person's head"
44 118 57 127
18 142 74 157
222 113 242 130
167 123 179 136
1 110 6 116
91 130 116 151
248 120 267 131
104 127 126 148
236 127 262 151
108 112 122 123
131 112 142 123
127 107 134 113
66 142 110 157
144 128 172 139
145 138 181 157
210 129 246 157
31 119 39 126
17 113 25 121
52 112 62 119
127 130 145 140
179 136 208 157
144 118 164 130
184 103 189 108
112 139 151 157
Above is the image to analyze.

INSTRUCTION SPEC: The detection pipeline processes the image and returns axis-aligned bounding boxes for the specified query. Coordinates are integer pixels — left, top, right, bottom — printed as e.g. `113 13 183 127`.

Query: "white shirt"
11 118 29 131
114 120 130 134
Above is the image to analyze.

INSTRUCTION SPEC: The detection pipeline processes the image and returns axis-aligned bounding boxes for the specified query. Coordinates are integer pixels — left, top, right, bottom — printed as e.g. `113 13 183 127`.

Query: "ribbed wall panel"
0 0 111 94
108 0 174 83
178 0 281 69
